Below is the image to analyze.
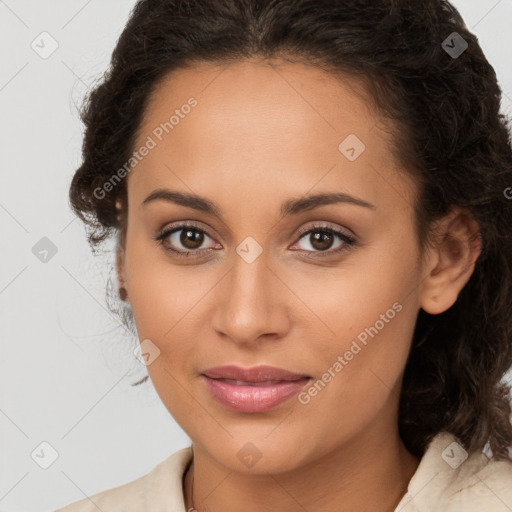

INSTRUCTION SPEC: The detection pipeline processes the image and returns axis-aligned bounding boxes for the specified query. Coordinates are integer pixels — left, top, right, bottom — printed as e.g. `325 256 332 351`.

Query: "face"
119 58 427 473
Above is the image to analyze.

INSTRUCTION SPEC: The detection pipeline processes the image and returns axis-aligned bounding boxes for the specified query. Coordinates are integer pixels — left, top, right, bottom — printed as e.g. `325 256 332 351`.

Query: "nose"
211 249 290 347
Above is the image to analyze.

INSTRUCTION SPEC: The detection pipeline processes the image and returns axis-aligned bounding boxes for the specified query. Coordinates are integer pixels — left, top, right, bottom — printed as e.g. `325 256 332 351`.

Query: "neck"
183 426 420 512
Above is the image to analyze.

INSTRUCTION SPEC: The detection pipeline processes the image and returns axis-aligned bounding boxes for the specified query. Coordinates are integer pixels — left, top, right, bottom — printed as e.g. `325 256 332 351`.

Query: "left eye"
291 227 356 253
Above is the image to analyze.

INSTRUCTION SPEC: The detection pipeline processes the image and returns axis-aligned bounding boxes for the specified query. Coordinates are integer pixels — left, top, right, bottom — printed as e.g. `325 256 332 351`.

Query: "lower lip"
202 376 311 413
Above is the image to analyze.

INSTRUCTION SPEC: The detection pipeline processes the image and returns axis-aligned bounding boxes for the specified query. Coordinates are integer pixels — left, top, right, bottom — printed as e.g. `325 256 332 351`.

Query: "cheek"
123 240 201 416
123 230 211 337
284 231 420 345
291 296 418 457
288 233 421 409
122 232 220 412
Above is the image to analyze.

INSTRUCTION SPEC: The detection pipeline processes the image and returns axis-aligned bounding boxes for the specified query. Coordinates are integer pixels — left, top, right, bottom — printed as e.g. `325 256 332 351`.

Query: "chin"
197 432 312 475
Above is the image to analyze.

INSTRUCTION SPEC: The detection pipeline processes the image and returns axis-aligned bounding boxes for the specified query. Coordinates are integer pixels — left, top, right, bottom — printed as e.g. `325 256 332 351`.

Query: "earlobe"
419 208 482 315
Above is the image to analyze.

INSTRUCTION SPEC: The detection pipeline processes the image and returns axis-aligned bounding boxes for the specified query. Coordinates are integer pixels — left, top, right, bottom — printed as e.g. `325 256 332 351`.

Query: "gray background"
0 1 511 510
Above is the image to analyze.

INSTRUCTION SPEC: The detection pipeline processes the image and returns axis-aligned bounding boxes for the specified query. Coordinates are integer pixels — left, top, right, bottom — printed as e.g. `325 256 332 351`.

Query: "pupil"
181 229 203 249
311 231 333 251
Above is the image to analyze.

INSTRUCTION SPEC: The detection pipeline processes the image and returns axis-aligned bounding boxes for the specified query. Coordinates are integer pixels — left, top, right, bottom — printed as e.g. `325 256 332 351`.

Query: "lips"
201 365 311 413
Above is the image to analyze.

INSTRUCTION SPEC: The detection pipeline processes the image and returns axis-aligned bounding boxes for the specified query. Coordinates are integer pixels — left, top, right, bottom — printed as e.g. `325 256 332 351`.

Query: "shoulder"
53 446 193 512
396 432 512 511
446 450 512 510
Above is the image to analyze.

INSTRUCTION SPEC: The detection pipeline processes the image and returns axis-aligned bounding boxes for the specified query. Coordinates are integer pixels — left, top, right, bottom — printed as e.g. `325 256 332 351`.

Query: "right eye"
154 223 221 257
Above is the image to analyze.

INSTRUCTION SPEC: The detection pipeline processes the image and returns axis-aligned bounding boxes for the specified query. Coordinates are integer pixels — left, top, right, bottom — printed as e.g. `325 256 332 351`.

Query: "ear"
419 207 482 315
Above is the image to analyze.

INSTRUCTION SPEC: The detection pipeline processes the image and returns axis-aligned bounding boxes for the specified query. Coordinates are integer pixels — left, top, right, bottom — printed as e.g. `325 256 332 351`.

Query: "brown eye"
155 224 219 256
289 224 357 259
308 231 335 251
179 228 205 250
293 226 355 254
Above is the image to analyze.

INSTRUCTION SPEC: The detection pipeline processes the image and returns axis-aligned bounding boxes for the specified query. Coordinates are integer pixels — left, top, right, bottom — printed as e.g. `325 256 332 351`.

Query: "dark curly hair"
68 0 512 461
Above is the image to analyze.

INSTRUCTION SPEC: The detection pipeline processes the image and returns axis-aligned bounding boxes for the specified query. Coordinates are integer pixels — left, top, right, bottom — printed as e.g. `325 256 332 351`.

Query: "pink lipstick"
201 365 311 413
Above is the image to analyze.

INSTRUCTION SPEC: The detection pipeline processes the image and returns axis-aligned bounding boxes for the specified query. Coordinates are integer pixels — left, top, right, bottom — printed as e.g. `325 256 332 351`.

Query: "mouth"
201 365 312 413
211 378 295 386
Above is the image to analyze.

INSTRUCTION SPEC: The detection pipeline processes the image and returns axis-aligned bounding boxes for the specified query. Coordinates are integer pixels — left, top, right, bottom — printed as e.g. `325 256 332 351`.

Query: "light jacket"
54 431 512 511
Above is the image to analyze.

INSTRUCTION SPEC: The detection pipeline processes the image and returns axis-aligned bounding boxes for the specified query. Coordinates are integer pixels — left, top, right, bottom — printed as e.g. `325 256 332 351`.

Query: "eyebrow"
142 189 375 218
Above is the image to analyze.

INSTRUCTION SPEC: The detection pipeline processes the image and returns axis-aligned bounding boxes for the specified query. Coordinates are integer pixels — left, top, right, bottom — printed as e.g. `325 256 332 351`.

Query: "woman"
55 0 512 510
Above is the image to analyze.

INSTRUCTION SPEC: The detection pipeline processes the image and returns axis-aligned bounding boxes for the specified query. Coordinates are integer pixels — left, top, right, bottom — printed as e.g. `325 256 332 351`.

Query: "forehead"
129 58 416 214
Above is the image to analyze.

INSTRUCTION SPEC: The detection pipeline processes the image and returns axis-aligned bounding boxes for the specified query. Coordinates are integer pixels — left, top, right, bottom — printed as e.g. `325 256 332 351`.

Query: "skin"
116 58 481 512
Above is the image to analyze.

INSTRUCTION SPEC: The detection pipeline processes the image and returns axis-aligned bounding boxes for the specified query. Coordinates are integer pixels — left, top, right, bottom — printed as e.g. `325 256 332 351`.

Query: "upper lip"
202 365 310 382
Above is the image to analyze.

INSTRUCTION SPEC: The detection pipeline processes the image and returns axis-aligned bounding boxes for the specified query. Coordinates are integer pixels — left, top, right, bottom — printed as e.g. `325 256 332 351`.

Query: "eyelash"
153 222 357 259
